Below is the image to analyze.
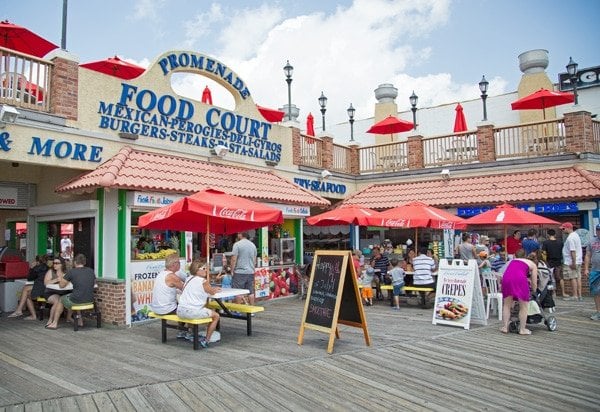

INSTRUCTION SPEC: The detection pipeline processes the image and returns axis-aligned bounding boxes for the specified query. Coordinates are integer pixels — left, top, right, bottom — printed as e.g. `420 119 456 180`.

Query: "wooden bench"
148 311 212 350
403 286 435 308
71 302 102 331
205 301 264 336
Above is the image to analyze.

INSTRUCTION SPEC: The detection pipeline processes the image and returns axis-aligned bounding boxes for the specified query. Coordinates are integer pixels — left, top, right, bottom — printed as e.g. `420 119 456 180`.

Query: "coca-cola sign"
437 221 455 229
218 207 250 220
383 219 410 228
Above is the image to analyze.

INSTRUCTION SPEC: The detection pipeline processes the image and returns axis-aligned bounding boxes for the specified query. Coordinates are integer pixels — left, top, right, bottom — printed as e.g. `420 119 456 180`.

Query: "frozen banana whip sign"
432 259 487 330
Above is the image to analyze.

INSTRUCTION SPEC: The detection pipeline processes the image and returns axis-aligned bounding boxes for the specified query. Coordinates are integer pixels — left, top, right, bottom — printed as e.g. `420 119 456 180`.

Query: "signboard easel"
432 259 487 330
297 250 370 353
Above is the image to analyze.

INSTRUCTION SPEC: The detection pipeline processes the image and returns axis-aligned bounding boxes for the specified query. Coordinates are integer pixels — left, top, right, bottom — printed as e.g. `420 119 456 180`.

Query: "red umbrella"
367 115 414 141
0 20 58 57
511 88 574 120
465 203 559 252
453 103 468 133
306 113 316 137
256 105 285 123
201 86 213 104
138 188 283 263
307 205 379 226
367 201 466 247
80 56 145 80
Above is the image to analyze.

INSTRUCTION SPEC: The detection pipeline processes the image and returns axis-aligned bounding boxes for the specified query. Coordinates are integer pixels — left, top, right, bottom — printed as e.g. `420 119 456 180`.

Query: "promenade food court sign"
94 51 282 163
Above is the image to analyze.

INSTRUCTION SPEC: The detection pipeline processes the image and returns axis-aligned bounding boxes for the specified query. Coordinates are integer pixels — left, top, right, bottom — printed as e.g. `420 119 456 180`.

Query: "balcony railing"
423 132 478 167
331 143 352 174
0 46 52 112
299 134 323 169
359 141 408 174
495 119 566 159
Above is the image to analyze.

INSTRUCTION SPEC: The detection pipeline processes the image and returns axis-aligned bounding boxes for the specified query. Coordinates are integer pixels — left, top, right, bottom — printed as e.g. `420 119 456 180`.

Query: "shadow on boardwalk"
1 296 599 411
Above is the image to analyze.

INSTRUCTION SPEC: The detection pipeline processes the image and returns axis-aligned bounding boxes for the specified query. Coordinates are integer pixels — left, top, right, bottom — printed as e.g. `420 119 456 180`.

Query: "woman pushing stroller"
500 249 538 335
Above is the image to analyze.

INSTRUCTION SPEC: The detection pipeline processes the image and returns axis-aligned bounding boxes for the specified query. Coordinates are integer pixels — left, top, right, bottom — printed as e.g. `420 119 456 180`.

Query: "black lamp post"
283 60 293 121
566 56 579 105
318 91 328 131
409 91 418 130
347 103 355 142
479 75 489 121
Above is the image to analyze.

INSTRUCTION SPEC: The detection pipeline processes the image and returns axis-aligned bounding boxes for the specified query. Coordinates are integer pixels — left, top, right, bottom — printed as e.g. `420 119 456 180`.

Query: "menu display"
304 254 343 328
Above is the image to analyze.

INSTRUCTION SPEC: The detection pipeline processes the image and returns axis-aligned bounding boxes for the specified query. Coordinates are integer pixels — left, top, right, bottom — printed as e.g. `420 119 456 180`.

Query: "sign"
458 202 579 217
293 177 347 195
131 191 183 207
297 250 370 353
265 203 310 217
432 259 486 330
558 65 600 91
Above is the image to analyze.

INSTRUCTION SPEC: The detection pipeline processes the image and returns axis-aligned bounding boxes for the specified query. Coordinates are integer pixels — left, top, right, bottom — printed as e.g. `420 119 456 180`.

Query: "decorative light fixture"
118 132 138 140
478 75 489 121
211 144 229 157
320 169 332 180
283 60 293 121
347 103 355 142
440 169 450 180
318 91 327 132
409 91 418 130
0 104 20 128
566 56 579 105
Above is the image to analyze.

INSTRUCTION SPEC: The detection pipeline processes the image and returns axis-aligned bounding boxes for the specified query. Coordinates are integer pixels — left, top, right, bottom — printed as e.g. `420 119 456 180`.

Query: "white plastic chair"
483 272 502 320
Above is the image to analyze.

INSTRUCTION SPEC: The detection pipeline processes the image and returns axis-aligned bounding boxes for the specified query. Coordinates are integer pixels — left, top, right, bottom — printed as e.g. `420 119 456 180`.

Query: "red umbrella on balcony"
0 20 58 57
453 103 468 133
256 105 285 123
511 88 574 120
367 115 414 142
80 56 145 80
201 86 213 104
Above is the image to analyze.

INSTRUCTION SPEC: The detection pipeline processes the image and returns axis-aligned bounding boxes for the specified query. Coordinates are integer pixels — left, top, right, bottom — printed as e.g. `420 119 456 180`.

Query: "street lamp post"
283 60 293 121
479 75 489 121
347 103 355 142
566 56 579 105
409 91 418 130
318 91 328 132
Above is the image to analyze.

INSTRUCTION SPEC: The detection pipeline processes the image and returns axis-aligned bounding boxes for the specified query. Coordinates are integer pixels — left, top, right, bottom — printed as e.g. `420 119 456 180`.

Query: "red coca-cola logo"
384 219 408 227
219 208 248 219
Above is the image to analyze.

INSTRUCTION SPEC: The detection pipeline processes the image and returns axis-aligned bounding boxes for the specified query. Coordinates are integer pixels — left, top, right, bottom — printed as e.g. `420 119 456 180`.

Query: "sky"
4 0 600 129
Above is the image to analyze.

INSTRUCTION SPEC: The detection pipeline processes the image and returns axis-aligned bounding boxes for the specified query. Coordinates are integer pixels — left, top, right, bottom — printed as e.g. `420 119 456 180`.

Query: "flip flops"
518 329 532 335
7 312 22 318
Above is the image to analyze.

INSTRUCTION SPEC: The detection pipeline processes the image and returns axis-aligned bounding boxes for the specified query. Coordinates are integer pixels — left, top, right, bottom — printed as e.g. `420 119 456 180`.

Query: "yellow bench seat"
148 311 212 350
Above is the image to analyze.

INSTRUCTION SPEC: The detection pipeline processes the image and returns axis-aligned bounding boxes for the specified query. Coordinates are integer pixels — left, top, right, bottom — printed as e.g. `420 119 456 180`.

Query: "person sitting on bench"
412 247 437 300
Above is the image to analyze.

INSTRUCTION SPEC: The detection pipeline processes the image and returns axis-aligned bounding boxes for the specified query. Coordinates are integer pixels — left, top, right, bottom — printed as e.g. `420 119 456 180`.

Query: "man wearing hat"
560 222 583 301
583 225 600 319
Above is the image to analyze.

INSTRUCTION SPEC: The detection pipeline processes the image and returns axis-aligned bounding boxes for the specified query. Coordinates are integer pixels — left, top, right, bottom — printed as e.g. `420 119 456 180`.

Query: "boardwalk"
1 296 599 411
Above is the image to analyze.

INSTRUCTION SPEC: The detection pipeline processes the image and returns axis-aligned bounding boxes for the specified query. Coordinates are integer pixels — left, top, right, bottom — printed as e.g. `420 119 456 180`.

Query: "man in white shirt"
560 222 583 301
412 247 437 299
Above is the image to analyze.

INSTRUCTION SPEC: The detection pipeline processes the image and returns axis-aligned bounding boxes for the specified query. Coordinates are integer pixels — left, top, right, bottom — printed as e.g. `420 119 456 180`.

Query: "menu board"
298 251 370 354
432 259 487 330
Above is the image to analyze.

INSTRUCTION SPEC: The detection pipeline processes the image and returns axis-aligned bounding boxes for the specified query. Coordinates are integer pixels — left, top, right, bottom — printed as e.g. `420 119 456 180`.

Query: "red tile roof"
55 147 330 207
343 166 600 210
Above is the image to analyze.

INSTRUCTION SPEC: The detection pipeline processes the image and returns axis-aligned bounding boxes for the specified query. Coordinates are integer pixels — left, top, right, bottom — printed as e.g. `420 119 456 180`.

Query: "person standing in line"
583 225 600 320
455 232 476 261
500 249 538 335
560 222 583 301
230 232 257 305
522 229 540 255
542 229 565 297
46 254 96 329
506 230 522 259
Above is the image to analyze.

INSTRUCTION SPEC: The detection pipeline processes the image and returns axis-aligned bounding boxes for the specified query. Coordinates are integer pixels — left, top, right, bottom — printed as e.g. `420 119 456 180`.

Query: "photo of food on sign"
435 297 469 321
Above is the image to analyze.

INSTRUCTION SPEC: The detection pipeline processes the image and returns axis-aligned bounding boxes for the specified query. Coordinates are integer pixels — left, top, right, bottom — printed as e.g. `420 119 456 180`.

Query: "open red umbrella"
511 88 574 120
465 203 559 252
256 105 285 123
453 103 468 133
138 188 283 263
201 86 213 104
80 56 145 80
367 115 414 142
367 201 466 248
0 20 58 57
307 205 379 226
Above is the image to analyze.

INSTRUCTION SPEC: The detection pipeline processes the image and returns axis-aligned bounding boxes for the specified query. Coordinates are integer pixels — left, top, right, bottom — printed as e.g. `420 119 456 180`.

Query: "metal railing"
0 47 52 112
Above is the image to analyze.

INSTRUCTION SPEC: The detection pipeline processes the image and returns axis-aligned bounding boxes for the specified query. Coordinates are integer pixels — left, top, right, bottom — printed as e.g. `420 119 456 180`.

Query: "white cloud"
131 0 166 21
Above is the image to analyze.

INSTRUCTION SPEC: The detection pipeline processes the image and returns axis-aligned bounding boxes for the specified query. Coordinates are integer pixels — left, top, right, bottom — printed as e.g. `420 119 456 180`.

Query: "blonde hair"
189 260 207 276
164 252 180 270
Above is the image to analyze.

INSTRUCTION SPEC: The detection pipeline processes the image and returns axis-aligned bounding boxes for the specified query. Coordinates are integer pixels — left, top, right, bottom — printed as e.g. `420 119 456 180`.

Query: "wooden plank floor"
1 296 599 411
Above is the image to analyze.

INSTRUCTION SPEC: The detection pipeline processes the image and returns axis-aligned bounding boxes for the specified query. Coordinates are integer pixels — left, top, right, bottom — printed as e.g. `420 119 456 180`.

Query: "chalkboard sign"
298 250 370 354
304 254 344 328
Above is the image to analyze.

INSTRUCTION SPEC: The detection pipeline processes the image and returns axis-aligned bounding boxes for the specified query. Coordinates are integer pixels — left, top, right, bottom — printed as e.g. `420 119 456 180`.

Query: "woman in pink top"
500 249 538 335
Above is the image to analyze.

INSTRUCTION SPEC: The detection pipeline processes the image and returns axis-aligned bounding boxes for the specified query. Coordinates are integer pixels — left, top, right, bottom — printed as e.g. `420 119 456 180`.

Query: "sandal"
518 329 532 335
7 312 22 318
500 327 508 334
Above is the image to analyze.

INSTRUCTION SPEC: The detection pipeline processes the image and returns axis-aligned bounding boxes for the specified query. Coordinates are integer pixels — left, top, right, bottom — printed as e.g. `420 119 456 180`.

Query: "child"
478 251 492 293
388 258 406 310
215 269 232 302
361 266 375 306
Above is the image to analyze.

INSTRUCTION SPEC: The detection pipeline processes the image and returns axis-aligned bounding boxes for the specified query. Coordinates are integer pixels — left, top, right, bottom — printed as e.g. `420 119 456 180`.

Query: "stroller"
508 264 558 332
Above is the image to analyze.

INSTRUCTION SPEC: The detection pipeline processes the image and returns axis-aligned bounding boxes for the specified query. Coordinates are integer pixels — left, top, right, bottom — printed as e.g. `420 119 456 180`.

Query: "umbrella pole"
504 226 508 259
206 219 210 282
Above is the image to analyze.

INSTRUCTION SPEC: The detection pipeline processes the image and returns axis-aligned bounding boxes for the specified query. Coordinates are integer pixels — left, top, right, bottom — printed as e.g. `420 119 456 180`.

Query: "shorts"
361 287 373 299
562 264 581 280
589 270 600 296
177 306 213 319
550 265 563 281
61 294 75 309
393 283 405 296
232 273 254 290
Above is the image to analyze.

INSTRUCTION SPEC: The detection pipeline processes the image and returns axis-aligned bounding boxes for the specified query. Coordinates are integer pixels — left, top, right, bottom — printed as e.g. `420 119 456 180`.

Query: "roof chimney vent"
518 49 549 74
